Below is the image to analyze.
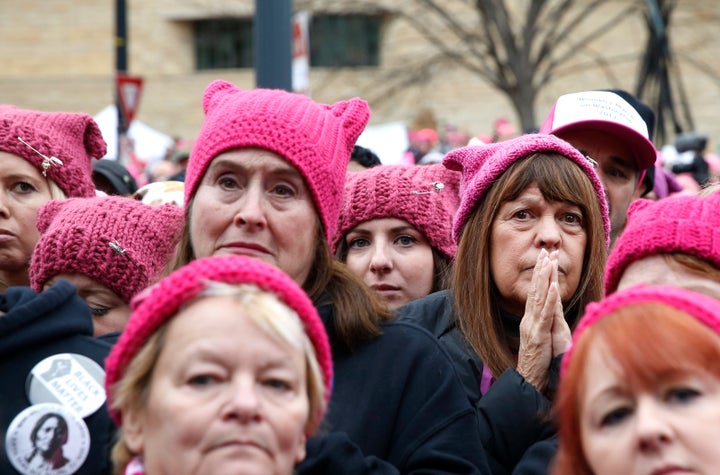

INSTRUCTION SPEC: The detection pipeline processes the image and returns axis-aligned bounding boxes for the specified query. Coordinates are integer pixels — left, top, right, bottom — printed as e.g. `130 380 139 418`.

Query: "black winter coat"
297 300 491 474
397 290 559 475
0 281 115 475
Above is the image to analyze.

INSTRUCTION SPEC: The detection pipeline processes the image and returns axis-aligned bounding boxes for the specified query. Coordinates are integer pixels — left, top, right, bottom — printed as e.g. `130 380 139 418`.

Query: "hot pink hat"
540 90 656 170
30 196 185 303
185 80 370 243
105 254 333 429
335 164 461 259
444 134 610 248
562 285 720 377
604 193 720 295
0 105 106 197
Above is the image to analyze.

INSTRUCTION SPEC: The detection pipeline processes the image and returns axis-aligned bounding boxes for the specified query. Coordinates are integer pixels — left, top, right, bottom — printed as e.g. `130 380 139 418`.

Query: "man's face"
558 129 640 246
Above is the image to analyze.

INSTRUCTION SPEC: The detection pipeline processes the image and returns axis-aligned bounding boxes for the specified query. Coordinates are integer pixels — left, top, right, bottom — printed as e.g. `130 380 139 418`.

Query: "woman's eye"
264 378 292 392
188 374 218 387
666 387 700 404
513 210 530 220
600 407 631 427
12 181 37 194
562 212 584 226
348 237 370 249
89 306 110 317
395 235 416 246
272 183 295 197
217 176 239 190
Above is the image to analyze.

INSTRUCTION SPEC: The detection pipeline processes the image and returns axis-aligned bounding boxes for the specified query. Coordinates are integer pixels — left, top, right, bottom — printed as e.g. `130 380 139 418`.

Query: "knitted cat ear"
81 116 108 159
627 198 655 218
202 80 237 115
36 199 67 234
331 97 370 145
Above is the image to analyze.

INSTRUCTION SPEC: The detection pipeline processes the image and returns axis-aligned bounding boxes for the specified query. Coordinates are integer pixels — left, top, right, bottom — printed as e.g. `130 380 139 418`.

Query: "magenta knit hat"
29 196 185 303
0 105 106 197
335 164 461 259
562 285 720 377
104 254 333 428
444 134 610 247
185 80 371 243
604 193 720 295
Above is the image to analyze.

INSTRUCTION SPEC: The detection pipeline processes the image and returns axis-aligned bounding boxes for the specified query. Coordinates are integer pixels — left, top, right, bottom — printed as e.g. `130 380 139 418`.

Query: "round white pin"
26 353 106 419
5 402 90 474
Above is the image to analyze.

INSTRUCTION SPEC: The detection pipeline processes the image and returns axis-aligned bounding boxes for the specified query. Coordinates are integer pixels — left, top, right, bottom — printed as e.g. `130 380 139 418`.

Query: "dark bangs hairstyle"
452 153 607 378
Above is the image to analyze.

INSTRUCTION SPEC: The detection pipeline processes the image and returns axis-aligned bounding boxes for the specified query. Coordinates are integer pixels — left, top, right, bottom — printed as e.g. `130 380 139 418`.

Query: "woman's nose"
534 216 561 250
635 398 673 452
233 185 267 229
369 244 393 274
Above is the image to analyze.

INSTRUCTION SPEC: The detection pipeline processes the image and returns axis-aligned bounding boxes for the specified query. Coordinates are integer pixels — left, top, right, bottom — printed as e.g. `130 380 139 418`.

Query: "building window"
310 14 381 67
194 18 253 70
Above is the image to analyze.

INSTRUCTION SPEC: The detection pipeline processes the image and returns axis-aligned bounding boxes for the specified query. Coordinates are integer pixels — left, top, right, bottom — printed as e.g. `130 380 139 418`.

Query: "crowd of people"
0 81 718 475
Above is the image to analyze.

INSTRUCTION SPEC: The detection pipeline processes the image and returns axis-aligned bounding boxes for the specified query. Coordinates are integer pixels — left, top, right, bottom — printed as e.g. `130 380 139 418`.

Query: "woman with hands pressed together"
399 134 609 474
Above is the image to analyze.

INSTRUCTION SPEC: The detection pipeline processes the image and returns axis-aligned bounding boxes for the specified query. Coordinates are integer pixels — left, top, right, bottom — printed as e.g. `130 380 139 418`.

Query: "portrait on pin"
25 412 70 472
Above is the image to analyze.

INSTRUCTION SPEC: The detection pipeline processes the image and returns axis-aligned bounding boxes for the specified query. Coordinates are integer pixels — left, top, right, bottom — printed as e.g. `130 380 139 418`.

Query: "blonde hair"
109 281 327 474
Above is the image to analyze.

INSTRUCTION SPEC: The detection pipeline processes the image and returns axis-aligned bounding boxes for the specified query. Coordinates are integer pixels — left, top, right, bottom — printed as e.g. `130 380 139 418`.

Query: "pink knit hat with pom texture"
0 105 106 197
605 193 720 295
30 196 184 303
562 285 720 377
335 164 461 258
185 80 370 243
445 134 609 248
104 254 333 431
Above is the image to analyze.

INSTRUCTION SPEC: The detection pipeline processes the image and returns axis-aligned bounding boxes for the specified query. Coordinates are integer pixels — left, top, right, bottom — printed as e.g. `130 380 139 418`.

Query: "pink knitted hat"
335 164 461 259
30 196 185 303
0 105 106 197
444 134 610 247
604 193 720 295
562 285 720 377
185 80 371 243
104 254 333 429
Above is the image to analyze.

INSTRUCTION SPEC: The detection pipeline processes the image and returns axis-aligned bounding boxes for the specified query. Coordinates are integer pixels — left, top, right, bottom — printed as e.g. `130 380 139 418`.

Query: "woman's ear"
121 407 145 454
294 433 307 464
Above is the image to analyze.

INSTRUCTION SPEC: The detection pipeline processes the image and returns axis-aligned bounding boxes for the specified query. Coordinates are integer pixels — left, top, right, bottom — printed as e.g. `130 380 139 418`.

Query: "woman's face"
35 417 62 454
344 217 435 309
190 149 320 286
580 343 720 475
124 295 309 475
0 152 53 276
490 183 587 315
44 273 130 337
618 255 720 301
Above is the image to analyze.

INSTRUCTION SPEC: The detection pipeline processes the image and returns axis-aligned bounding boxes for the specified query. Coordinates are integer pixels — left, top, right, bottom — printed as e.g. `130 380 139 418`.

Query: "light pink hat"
444 133 610 248
562 285 720 377
104 254 333 433
604 193 720 295
185 80 370 243
0 105 106 197
335 164 461 259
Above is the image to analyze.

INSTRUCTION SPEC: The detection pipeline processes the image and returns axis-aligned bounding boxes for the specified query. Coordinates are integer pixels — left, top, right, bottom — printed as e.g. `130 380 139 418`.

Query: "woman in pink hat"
553 285 720 475
0 105 105 291
334 163 460 310
105 255 333 475
171 80 489 473
605 191 720 300
29 196 184 337
399 134 609 473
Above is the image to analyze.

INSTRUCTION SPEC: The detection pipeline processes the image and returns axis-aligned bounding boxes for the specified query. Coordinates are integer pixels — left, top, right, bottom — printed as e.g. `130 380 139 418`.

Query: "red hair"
553 302 720 475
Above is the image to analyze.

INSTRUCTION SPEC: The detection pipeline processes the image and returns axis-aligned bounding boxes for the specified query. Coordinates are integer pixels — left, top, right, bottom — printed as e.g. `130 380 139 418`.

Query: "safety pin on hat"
17 136 64 177
412 181 445 195
108 240 126 256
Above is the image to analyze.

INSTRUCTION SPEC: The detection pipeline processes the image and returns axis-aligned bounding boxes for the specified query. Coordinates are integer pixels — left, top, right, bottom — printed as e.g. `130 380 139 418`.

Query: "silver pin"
108 240 126 256
17 136 64 177
412 181 445 195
